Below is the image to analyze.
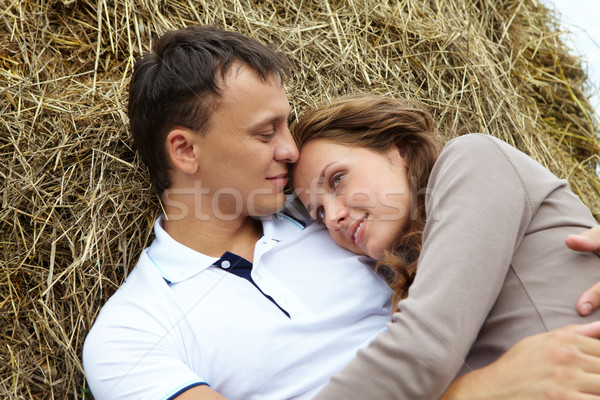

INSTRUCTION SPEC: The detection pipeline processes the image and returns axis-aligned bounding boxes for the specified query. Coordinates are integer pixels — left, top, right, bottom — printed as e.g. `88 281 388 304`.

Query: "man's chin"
248 195 287 217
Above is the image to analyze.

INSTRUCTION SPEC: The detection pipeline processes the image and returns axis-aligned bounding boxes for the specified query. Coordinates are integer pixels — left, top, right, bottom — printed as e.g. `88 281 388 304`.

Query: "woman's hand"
565 225 600 316
442 322 600 400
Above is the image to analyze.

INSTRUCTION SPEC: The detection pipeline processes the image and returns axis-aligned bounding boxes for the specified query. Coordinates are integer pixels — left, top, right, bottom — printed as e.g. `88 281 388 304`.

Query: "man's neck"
162 213 263 262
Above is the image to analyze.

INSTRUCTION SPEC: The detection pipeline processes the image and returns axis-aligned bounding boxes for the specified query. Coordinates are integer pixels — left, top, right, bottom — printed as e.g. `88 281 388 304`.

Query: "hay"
1 0 598 397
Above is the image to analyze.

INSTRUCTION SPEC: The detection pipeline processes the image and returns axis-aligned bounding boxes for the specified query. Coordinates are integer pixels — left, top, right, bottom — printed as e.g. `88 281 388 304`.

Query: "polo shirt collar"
145 213 307 284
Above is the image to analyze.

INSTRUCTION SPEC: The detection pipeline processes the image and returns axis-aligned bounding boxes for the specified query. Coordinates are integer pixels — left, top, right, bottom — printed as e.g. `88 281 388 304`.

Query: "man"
83 25 600 400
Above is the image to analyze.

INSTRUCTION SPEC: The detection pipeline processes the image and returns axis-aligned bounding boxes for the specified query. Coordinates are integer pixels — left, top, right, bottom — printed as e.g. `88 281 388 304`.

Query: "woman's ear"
166 128 199 175
387 144 408 168
395 142 407 159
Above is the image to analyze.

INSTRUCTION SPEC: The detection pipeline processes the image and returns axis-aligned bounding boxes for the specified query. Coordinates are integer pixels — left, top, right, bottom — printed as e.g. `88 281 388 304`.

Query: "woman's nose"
324 200 350 231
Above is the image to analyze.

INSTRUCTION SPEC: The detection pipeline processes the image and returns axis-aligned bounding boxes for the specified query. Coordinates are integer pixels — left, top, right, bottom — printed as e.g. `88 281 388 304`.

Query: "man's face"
194 63 299 218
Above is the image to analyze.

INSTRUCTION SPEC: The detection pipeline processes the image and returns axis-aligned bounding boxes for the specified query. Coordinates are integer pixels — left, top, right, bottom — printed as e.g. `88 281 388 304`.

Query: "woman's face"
293 138 413 259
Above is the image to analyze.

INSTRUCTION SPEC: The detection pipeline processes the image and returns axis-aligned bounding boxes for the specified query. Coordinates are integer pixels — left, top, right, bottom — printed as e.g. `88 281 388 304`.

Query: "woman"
291 95 600 399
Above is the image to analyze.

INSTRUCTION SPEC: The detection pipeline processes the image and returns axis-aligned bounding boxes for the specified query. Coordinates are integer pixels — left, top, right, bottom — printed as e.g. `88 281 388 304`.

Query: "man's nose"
275 125 299 163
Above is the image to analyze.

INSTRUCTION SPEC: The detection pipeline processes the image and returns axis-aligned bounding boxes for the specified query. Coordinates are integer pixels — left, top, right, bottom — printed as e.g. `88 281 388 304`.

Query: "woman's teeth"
353 221 364 240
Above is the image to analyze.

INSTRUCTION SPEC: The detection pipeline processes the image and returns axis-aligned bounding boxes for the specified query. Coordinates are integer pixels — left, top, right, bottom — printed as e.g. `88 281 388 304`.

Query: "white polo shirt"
83 203 392 400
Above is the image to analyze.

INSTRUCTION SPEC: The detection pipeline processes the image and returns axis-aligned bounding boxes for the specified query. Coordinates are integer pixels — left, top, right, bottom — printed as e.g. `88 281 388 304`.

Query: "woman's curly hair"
292 95 441 311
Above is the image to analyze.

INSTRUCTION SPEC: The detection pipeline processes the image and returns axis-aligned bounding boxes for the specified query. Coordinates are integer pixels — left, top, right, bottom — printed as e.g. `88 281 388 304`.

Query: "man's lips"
267 172 288 185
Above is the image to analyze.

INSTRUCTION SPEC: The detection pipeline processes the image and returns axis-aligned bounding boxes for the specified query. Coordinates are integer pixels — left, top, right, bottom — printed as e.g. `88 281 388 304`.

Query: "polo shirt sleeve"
313 134 546 400
83 287 208 400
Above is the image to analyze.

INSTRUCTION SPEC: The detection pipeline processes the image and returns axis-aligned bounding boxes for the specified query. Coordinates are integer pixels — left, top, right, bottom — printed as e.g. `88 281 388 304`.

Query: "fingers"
577 282 600 316
517 324 600 364
566 226 600 316
578 392 600 399
533 325 600 397
545 323 600 364
566 235 600 254
583 225 600 243
566 235 598 252
571 361 600 397
459 325 600 399
568 321 600 340
565 225 600 255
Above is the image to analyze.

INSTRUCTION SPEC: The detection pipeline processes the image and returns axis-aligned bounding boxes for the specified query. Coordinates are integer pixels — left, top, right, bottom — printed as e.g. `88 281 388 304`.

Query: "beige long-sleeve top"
314 134 600 400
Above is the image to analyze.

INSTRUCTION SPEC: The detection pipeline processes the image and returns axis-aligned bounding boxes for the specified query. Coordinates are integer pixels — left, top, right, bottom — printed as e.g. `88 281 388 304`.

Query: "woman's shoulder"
443 133 512 155
439 133 537 170
432 133 564 200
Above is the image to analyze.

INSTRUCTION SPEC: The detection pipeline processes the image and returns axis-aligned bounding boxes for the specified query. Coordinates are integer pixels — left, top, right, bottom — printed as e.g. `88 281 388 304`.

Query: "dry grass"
1 0 598 398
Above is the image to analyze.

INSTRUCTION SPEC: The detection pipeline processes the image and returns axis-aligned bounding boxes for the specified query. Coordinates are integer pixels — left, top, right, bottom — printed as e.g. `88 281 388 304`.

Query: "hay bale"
0 0 598 397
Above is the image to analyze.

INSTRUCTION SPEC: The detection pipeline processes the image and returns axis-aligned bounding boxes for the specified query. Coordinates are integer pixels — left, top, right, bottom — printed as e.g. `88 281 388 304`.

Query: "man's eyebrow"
247 117 278 131
248 110 292 132
305 161 336 216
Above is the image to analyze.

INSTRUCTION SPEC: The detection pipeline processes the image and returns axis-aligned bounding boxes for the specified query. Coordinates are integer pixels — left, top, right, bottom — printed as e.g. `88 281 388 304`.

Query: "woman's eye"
331 173 344 188
316 207 325 221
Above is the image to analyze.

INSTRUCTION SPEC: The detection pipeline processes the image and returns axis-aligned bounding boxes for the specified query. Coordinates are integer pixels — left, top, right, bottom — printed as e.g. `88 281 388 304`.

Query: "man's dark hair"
128 25 289 194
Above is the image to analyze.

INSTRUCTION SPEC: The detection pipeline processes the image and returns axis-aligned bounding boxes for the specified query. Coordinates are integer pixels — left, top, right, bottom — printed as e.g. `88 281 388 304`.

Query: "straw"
1 0 598 397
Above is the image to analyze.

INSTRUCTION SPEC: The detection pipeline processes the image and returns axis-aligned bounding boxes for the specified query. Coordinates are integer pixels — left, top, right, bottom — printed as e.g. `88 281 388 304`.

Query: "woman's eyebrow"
305 161 337 215
318 162 336 184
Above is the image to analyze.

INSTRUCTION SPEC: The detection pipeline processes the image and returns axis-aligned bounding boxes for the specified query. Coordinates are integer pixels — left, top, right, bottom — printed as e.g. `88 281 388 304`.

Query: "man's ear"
166 128 199 175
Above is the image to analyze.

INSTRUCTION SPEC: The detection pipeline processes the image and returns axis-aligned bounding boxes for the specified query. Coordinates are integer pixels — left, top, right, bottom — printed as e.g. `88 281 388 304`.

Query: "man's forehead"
220 61 284 89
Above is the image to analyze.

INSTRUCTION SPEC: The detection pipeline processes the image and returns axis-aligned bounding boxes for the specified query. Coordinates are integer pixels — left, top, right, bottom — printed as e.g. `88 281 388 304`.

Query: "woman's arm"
443 195 600 400
314 135 537 400
313 135 599 400
442 322 600 400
